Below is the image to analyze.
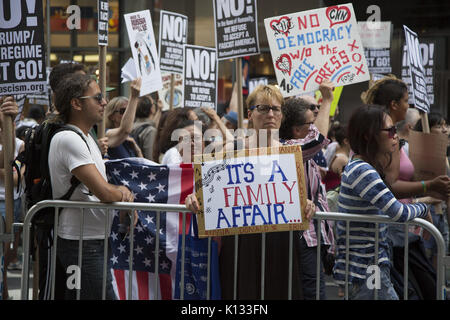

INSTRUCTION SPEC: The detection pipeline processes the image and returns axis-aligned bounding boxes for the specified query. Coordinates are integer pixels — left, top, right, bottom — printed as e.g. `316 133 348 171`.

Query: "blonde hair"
246 84 284 109
105 96 128 128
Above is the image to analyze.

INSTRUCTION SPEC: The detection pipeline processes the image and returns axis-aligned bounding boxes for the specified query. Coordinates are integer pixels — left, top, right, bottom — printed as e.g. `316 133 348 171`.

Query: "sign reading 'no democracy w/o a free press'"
0 0 47 95
264 3 370 97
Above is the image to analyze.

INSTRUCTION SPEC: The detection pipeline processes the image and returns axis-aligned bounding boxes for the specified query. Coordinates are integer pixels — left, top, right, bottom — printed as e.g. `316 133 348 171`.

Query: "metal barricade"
20 200 193 300
20 200 448 300
314 212 447 300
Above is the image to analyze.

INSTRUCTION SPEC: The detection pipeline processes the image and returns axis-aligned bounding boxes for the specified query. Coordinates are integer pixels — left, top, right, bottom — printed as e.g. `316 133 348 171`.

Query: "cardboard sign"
183 44 217 109
194 145 308 238
0 0 47 95
98 0 109 46
213 0 260 60
264 3 370 97
124 10 163 96
403 26 430 113
158 10 188 74
159 72 184 111
402 41 434 106
408 130 447 181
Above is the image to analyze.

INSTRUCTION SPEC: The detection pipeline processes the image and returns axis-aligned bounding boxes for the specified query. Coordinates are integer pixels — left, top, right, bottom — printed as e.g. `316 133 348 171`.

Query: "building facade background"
43 0 450 122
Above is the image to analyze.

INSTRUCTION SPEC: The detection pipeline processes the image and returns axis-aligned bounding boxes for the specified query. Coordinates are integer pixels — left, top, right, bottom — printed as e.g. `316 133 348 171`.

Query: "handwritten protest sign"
159 72 183 110
124 10 163 96
357 21 391 49
0 0 47 95
97 0 109 46
402 41 434 106
403 26 430 113
264 3 370 97
194 145 308 238
183 45 217 109
213 0 260 60
158 10 188 74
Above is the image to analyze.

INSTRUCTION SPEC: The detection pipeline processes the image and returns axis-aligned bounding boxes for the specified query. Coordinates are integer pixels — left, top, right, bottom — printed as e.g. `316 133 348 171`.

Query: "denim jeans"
348 265 399 300
299 237 326 300
57 237 116 300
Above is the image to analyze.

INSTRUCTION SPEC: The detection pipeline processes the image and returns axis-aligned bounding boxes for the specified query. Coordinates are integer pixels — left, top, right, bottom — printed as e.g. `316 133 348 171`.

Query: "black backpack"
15 120 90 228
130 122 153 153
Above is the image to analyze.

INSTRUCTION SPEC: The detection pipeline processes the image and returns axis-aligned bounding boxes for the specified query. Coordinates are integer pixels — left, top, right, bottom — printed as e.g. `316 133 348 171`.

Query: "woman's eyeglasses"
249 104 282 114
381 126 397 138
309 104 320 111
79 93 104 104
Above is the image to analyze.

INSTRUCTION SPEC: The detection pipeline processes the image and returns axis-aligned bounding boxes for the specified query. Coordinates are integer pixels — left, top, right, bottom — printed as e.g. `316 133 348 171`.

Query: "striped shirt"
283 124 334 249
333 158 428 284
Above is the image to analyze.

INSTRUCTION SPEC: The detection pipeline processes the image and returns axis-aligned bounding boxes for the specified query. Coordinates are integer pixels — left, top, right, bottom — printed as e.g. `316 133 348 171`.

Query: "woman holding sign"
185 82 328 299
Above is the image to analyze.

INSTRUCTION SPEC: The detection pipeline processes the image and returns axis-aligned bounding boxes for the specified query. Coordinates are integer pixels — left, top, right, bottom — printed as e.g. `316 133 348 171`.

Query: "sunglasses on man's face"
309 104 320 111
79 93 104 104
381 125 397 138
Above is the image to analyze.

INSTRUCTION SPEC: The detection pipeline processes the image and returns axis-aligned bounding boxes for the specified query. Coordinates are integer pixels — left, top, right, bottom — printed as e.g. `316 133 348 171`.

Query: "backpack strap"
52 126 92 201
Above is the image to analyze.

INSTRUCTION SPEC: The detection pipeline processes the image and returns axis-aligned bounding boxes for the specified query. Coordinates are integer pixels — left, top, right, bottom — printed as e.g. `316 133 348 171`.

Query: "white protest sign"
213 0 260 60
357 21 391 49
195 145 308 238
403 25 430 113
158 10 188 74
124 10 163 96
0 0 47 95
264 3 370 97
159 71 183 111
248 77 268 95
183 44 217 109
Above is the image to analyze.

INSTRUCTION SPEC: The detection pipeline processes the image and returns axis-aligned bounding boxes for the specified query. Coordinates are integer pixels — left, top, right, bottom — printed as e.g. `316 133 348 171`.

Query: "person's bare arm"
71 164 134 203
106 78 141 147
315 79 334 137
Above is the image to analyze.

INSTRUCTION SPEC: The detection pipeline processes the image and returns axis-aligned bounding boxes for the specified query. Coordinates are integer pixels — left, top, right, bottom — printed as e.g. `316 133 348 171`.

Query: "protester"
16 105 45 130
414 112 450 269
104 79 143 160
222 111 238 130
131 95 159 160
50 73 135 299
0 96 24 299
322 124 349 192
333 104 432 300
186 84 321 300
279 80 336 300
362 77 450 299
152 108 198 163
396 108 421 156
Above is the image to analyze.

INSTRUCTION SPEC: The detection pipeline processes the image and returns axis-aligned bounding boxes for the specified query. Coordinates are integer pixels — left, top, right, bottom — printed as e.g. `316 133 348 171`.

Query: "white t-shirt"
0 138 24 200
48 124 111 240
161 146 182 165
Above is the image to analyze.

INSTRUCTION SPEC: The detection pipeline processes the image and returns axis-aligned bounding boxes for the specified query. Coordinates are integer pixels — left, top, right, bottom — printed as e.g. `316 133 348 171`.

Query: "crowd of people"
0 61 449 300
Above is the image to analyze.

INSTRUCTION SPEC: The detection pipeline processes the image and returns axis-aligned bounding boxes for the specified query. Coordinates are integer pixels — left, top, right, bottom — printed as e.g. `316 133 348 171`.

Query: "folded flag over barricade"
105 157 221 300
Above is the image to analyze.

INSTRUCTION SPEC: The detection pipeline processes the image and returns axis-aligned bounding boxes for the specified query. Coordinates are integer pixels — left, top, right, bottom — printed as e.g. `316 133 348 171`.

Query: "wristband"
421 180 427 194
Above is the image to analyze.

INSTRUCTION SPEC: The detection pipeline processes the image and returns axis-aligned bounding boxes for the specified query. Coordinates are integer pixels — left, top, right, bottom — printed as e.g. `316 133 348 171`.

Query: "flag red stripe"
179 164 194 235
159 273 172 300
136 271 149 300
114 269 126 300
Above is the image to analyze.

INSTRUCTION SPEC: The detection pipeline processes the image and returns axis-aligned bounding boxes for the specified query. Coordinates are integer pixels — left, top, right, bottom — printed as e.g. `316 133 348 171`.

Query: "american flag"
105 157 221 300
